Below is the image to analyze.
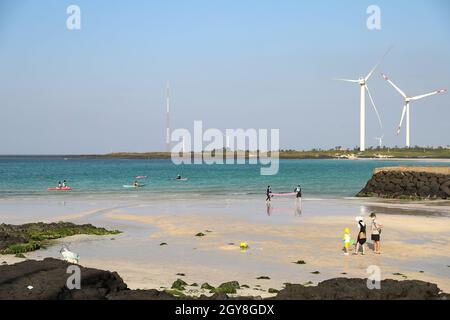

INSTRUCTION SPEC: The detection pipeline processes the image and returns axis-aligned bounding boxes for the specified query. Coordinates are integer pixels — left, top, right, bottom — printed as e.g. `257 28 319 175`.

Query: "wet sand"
1 196 449 297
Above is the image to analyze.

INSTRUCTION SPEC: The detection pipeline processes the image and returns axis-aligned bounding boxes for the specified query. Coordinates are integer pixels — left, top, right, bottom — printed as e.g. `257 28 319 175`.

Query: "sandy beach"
1 196 449 297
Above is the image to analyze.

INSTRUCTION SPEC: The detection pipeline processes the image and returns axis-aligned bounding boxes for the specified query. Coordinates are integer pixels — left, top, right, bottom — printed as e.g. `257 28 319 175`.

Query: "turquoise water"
0 157 447 198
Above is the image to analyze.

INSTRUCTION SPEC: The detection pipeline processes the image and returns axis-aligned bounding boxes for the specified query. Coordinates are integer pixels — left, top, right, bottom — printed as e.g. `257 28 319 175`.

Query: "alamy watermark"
170 121 280 175
66 265 81 290
66 5 81 30
367 5 381 30
366 265 381 290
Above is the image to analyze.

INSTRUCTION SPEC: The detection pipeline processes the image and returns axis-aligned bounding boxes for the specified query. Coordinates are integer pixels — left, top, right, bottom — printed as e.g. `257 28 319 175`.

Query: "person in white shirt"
370 212 383 254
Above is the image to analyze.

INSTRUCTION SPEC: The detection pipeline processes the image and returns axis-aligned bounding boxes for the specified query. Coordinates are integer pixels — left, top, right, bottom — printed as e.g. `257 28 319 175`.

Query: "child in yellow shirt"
343 228 351 256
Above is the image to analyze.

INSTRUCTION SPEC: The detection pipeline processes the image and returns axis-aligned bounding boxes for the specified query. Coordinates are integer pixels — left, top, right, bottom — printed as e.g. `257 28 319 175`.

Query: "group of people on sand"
344 212 383 256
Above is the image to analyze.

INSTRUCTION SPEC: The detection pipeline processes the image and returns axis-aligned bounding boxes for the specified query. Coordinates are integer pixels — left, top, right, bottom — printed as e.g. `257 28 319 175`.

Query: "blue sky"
0 0 449 154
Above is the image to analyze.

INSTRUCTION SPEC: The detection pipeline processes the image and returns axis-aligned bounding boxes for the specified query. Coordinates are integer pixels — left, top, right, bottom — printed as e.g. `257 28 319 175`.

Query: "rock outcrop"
0 258 127 299
0 222 121 255
357 166 450 199
0 258 447 300
270 278 444 300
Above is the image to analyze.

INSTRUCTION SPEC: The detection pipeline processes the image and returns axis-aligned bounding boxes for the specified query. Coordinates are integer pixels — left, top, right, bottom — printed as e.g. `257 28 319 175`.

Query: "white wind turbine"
381 73 447 148
335 50 389 151
374 135 384 148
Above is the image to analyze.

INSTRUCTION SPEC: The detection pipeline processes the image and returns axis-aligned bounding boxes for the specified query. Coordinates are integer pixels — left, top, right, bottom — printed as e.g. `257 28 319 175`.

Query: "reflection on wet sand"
266 199 302 216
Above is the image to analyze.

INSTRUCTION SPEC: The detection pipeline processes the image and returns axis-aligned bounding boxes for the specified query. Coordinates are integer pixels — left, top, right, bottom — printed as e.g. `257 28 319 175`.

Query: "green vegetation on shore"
279 146 450 159
0 222 121 255
80 147 450 160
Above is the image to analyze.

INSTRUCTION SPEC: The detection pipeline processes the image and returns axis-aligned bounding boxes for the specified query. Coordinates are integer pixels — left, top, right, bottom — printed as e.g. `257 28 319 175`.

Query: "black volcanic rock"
357 168 450 200
107 289 177 300
0 259 447 300
0 258 126 300
270 278 444 300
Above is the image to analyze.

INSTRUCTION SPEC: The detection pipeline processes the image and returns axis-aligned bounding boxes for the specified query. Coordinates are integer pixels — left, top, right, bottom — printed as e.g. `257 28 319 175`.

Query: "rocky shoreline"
0 258 447 300
357 166 450 200
0 222 121 256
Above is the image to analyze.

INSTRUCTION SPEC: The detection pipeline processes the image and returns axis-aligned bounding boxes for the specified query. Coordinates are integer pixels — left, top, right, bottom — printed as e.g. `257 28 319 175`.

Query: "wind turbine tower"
382 74 446 148
374 135 384 148
335 49 390 151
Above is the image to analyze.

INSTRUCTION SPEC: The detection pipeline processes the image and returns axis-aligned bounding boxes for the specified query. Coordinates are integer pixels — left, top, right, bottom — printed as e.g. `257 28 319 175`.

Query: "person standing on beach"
294 185 302 199
343 228 351 256
370 212 383 254
294 184 302 213
266 185 272 202
354 217 367 255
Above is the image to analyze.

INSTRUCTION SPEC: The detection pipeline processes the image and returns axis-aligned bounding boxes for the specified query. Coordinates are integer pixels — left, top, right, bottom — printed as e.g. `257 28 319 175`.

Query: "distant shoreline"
1 150 450 161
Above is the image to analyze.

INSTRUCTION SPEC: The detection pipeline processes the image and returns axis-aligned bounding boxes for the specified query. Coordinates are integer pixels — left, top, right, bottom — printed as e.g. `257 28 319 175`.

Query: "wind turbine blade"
365 47 392 81
382 73 407 98
397 104 407 135
333 78 359 83
410 89 447 101
365 85 383 130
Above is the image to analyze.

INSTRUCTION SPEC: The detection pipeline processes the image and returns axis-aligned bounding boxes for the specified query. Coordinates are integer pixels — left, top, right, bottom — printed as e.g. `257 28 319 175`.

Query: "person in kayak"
133 180 139 187
294 185 302 198
176 175 182 180
62 180 68 188
58 181 62 189
266 185 272 202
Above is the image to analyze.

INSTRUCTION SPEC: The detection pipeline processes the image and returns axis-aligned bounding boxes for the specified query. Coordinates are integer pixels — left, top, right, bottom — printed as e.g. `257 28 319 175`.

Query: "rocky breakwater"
357 166 450 200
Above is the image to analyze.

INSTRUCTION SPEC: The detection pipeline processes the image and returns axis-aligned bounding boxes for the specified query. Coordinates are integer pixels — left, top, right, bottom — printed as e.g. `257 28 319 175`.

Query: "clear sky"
0 0 449 154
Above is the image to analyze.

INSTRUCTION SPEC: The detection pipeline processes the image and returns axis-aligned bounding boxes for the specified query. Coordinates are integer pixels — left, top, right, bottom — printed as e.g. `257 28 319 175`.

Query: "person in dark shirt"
294 185 302 198
266 185 272 202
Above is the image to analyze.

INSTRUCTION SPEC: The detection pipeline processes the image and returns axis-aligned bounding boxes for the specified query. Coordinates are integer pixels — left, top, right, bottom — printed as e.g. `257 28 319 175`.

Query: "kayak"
48 187 72 191
176 178 188 181
123 184 146 188
270 192 296 197
136 176 147 179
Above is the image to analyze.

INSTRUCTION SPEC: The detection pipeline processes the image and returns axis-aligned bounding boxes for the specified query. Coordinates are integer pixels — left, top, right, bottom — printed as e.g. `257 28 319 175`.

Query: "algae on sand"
171 279 188 291
201 282 215 290
0 222 121 255
210 281 240 294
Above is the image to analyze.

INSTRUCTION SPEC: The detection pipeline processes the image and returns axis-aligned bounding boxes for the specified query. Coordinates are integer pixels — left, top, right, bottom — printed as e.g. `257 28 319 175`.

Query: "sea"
0 156 447 200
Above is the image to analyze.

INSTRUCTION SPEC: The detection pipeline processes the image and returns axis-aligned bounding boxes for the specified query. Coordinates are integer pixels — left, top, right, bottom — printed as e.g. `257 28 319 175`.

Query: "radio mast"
165 82 171 152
